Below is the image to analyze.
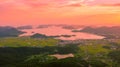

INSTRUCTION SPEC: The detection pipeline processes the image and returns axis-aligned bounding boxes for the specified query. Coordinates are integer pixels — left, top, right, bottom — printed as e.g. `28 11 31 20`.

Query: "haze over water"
20 26 104 40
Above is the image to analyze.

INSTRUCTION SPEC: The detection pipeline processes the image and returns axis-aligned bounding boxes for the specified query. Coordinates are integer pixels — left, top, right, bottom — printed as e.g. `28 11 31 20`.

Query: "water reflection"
20 26 104 40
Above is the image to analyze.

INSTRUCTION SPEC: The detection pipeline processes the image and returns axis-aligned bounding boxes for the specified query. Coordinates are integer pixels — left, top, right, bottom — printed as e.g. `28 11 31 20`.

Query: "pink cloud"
88 0 120 5
100 3 120 6
65 3 82 7
0 0 120 26
0 0 50 7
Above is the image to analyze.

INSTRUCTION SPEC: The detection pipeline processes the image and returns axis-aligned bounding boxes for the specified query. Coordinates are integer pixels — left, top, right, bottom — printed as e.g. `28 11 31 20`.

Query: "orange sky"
0 0 120 26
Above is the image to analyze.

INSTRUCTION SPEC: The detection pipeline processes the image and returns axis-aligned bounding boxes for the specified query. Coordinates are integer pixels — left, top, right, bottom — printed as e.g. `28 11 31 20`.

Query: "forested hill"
0 26 25 37
79 26 120 39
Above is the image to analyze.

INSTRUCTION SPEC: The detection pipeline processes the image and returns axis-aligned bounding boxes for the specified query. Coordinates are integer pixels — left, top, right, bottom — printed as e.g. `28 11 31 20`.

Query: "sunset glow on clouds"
0 0 120 26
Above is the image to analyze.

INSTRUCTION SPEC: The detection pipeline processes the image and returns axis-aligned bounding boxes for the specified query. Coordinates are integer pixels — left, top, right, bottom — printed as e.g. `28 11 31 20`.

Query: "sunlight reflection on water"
20 26 104 40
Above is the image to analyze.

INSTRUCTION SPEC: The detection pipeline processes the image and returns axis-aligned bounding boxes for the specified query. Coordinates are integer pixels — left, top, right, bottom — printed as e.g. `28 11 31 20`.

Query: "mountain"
76 26 120 39
17 25 33 30
37 25 51 28
62 25 84 30
0 26 25 37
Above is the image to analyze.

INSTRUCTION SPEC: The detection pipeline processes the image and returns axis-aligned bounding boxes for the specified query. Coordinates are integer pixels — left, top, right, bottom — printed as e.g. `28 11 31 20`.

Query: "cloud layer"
0 0 120 26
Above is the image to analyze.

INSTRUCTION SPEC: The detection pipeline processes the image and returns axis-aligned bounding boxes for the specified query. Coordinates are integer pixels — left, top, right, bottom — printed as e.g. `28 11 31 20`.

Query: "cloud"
0 0 29 10
0 1 120 26
0 0 95 9
57 0 85 7
59 0 95 7
100 3 120 7
66 3 82 7
66 0 85 5
0 0 50 6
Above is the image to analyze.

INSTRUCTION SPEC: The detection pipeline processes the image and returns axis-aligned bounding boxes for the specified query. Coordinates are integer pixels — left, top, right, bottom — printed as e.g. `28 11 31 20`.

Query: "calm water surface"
20 26 104 40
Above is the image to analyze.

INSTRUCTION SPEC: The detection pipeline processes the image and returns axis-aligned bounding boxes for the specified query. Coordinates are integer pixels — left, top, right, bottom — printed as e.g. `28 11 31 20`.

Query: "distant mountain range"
16 24 84 30
77 26 120 39
1 25 120 39
17 25 33 30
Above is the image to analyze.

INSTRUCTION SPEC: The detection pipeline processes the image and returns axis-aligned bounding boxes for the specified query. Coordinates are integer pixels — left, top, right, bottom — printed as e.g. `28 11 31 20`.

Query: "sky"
0 0 120 26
